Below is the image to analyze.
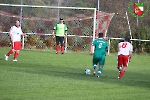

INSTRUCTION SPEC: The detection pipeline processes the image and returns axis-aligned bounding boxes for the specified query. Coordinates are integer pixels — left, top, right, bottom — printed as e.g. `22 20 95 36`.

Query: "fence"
1 3 149 53
0 4 97 52
0 4 115 53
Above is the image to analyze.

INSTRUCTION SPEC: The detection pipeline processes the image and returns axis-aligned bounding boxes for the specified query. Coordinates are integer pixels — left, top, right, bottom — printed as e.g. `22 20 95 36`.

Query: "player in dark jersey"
92 33 108 77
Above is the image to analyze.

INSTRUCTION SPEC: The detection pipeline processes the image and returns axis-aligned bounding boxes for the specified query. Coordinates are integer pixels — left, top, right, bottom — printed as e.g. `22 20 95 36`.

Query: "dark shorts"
56 36 64 46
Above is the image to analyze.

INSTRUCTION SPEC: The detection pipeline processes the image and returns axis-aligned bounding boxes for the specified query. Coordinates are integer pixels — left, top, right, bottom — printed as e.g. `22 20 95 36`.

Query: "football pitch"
0 48 150 100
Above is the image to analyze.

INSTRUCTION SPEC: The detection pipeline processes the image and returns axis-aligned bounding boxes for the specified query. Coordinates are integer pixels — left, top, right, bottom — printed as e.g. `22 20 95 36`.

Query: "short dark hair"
60 18 63 20
124 38 130 42
98 33 103 37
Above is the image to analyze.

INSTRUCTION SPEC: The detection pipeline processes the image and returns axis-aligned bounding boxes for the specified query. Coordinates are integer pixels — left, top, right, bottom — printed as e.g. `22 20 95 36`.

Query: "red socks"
61 46 64 53
56 45 64 54
14 52 19 59
118 69 125 79
6 50 13 56
6 49 19 60
56 45 59 53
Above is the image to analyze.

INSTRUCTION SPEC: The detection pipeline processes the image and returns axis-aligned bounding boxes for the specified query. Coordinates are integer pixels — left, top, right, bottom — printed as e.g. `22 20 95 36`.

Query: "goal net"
90 11 115 54
0 4 114 53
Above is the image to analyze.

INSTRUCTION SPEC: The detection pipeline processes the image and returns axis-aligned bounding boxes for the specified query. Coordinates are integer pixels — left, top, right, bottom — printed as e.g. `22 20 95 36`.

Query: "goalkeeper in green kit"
92 33 108 77
52 18 67 54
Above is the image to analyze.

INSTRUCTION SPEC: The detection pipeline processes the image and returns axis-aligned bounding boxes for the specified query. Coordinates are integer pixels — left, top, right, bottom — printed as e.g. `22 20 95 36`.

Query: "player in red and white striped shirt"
5 20 27 61
117 38 133 80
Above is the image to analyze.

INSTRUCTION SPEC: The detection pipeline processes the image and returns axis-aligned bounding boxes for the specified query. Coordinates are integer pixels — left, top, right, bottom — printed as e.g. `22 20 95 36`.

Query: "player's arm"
105 41 108 52
9 27 13 42
64 24 68 38
52 29 56 38
9 27 15 52
21 32 27 37
52 24 57 37
118 43 121 52
52 28 56 35
65 30 67 35
129 51 132 62
91 41 96 52
64 30 67 38
9 32 13 42
129 44 133 62
21 30 27 37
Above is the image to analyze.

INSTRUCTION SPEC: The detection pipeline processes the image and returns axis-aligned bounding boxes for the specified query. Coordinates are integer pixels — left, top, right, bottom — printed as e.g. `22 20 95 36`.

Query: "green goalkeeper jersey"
53 22 67 36
92 38 108 55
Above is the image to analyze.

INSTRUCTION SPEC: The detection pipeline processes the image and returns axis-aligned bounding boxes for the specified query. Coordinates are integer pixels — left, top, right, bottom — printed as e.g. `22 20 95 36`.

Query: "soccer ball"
84 69 91 74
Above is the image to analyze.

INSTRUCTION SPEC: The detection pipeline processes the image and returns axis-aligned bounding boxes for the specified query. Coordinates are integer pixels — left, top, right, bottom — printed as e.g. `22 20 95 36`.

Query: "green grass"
0 48 150 100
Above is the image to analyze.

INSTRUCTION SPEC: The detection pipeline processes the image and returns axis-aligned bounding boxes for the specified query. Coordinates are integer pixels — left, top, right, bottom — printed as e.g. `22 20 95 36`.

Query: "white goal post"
0 3 97 52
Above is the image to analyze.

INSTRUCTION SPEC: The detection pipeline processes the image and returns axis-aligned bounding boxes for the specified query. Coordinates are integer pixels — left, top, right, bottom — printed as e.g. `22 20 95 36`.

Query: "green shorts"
93 54 106 66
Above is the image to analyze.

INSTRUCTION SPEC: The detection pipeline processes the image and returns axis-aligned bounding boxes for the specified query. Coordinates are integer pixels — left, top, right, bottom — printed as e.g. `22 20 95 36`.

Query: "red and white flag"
134 3 144 16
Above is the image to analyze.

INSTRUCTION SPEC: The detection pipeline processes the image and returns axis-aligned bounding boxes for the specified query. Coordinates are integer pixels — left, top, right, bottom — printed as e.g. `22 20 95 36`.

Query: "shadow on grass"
7 61 150 89
0 58 4 60
0 49 149 89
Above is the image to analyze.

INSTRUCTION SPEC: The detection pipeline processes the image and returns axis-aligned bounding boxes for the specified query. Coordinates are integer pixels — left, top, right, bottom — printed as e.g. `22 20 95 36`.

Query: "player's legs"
6 49 14 56
13 41 21 61
60 37 64 54
13 50 19 61
97 65 103 77
5 42 15 61
118 55 129 80
118 67 127 80
55 36 60 54
117 55 123 73
97 55 105 77
5 50 13 60
122 55 130 67
93 64 97 75
92 56 98 75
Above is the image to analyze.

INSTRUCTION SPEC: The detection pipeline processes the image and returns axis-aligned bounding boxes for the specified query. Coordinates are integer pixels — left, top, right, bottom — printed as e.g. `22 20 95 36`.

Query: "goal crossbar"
0 4 96 10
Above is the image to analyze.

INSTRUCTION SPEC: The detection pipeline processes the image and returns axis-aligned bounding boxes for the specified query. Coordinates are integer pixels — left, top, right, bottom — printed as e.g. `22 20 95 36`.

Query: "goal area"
0 4 114 53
